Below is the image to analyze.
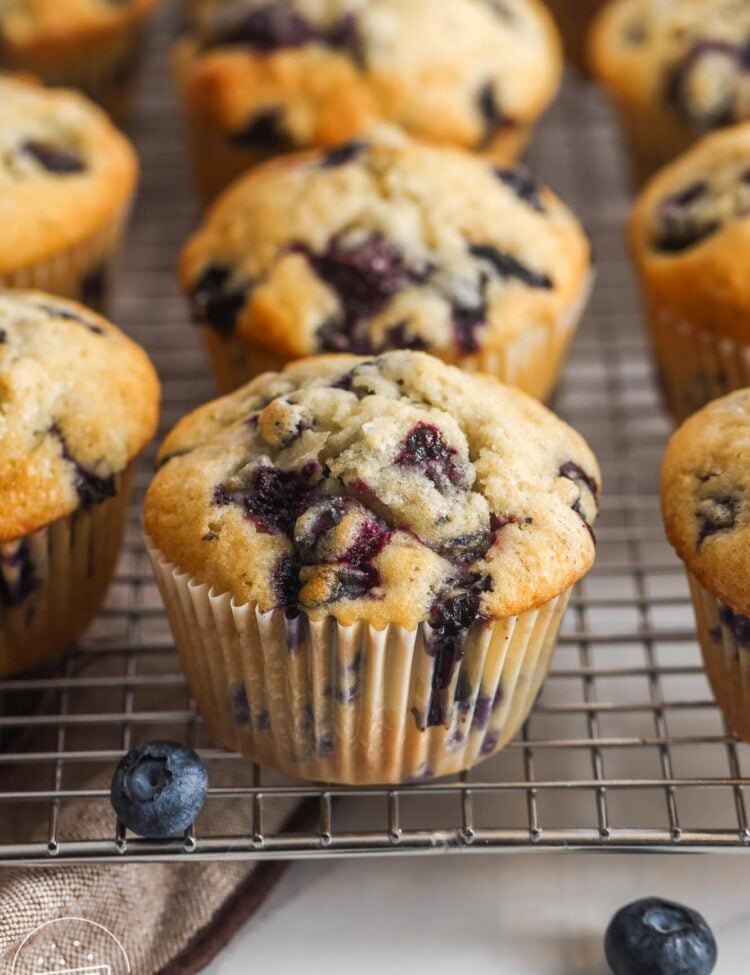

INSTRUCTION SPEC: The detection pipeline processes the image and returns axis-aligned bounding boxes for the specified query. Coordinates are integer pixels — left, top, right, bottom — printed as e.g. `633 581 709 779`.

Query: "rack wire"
2 5 750 866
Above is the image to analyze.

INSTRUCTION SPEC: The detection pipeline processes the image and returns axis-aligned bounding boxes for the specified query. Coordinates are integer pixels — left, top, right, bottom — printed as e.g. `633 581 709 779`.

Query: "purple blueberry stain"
214 460 319 535
190 264 250 337
469 244 553 290
559 460 599 543
655 180 718 253
476 81 515 148
719 604 750 649
50 425 117 508
22 140 86 174
230 108 293 151
231 684 251 726
0 540 39 609
319 139 367 169
272 553 302 619
480 730 500 756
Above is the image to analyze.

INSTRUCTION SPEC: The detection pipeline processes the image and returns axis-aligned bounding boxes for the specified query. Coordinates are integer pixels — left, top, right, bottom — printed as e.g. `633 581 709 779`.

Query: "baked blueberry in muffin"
0 75 138 308
174 0 563 200
181 137 591 398
629 122 750 420
146 351 599 784
0 290 159 678
591 0 750 179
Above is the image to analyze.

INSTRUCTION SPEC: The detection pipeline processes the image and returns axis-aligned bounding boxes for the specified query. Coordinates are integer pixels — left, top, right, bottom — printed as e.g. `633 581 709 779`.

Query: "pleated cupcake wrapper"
0 203 131 312
688 572 750 743
606 98 694 186
0 467 133 679
183 108 535 206
11 25 148 118
148 542 571 785
644 298 750 423
202 273 592 399
544 0 605 73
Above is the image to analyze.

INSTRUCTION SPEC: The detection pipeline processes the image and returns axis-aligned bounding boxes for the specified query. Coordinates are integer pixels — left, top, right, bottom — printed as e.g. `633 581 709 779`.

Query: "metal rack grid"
2 5 750 866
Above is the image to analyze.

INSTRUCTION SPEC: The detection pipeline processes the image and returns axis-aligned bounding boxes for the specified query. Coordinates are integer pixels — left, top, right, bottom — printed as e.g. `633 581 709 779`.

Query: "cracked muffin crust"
0 290 159 541
662 389 750 616
590 0 750 179
0 75 138 305
0 0 160 115
180 137 591 396
173 0 562 200
145 351 600 630
630 124 750 419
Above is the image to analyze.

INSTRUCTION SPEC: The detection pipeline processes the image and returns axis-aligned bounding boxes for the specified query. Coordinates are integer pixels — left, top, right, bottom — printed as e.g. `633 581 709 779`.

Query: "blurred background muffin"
0 74 138 309
146 350 600 784
590 0 750 183
173 0 563 201
630 123 750 422
543 0 606 73
0 0 161 118
180 136 591 396
662 389 750 742
0 291 159 678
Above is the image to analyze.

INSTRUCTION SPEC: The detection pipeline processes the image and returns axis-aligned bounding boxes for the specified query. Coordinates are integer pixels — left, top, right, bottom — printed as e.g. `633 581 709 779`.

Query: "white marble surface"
207 844 749 974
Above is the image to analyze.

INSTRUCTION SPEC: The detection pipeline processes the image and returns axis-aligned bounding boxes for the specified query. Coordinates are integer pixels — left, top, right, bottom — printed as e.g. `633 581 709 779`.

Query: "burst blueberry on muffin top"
145 351 600 629
630 123 750 344
181 137 590 362
662 388 750 616
0 291 159 541
0 75 137 280
174 0 562 155
591 0 750 134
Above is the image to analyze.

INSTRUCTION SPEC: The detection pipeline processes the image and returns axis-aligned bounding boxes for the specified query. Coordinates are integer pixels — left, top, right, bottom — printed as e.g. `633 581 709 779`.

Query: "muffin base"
201 274 592 397
688 573 750 743
643 298 750 423
184 110 535 205
3 25 149 118
0 467 133 679
605 97 695 187
148 543 571 785
543 0 606 73
0 204 131 312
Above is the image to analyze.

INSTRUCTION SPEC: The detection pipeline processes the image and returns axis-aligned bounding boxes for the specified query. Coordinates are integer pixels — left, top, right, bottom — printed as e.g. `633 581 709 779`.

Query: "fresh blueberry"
605 897 717 975
110 741 209 838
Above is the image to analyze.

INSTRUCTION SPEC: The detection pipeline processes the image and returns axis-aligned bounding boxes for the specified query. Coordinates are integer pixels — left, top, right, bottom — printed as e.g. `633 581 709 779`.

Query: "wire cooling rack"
2 6 750 866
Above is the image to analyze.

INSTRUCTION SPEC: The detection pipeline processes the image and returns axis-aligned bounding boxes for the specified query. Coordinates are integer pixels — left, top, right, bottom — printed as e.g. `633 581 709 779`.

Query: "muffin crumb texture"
662 388 750 615
0 291 159 541
146 351 600 631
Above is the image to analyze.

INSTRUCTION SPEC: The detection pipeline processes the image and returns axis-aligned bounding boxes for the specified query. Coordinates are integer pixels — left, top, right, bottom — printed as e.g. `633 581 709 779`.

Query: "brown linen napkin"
0 652 311 974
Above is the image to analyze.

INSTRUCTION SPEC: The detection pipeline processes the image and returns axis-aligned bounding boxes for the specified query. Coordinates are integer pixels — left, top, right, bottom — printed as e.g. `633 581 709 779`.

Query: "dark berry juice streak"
0 539 39 608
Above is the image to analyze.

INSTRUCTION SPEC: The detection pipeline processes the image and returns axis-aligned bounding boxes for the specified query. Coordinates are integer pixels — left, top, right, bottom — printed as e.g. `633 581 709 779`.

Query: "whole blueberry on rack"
605 897 717 975
110 741 208 838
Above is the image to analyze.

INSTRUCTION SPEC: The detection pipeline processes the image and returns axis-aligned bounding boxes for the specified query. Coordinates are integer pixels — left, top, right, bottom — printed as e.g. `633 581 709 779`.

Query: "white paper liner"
0 466 133 678
688 572 750 742
644 299 750 423
0 205 132 312
201 271 594 399
148 542 571 785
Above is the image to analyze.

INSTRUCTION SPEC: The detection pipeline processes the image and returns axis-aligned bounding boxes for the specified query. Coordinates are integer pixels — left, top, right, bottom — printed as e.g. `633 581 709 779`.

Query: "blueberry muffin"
543 0 606 72
0 75 138 309
0 0 161 117
590 0 750 182
173 0 563 202
630 124 750 422
0 291 159 678
181 137 591 397
146 350 600 785
662 389 750 741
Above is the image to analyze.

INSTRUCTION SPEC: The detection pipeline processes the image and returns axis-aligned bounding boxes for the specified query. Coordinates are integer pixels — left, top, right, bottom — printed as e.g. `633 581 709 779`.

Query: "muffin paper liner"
688 572 750 743
148 542 571 785
643 298 750 423
183 108 536 206
606 98 694 186
544 0 605 73
0 204 131 312
201 273 593 398
10 25 148 118
0 466 133 679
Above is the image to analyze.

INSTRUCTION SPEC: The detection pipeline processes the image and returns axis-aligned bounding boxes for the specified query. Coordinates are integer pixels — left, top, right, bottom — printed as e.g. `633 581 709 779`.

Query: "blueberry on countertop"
110 741 209 838
605 897 717 975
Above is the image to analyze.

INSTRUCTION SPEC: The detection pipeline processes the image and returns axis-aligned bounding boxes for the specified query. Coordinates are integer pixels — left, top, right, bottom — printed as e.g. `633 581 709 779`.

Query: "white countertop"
207 834 749 974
